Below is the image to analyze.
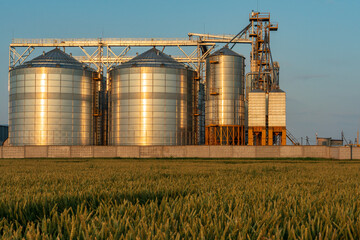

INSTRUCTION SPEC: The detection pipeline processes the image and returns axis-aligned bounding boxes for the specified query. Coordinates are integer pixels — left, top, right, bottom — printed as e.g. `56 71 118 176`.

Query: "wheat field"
0 158 360 239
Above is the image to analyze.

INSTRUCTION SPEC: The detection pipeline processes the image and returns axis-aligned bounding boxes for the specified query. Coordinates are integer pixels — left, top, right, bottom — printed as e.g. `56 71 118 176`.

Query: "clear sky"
0 0 359 144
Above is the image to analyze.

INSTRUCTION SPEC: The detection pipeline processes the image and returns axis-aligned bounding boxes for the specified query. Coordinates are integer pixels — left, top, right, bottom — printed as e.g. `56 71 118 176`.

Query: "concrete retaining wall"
116 146 140 158
71 146 93 158
0 145 358 159
48 146 71 158
2 146 25 158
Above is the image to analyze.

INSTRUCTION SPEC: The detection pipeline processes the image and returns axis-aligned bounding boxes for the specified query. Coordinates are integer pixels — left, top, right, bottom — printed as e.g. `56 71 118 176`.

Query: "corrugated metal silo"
9 49 94 146
205 46 245 145
109 48 195 145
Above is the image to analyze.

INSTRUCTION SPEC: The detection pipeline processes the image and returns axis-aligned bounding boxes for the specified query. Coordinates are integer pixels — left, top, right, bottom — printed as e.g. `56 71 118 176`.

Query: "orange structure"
205 125 245 145
268 127 287 145
248 127 266 146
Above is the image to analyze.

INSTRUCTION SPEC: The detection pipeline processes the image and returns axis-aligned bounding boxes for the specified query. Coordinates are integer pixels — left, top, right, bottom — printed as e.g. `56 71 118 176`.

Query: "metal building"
317 137 343 147
109 48 195 145
205 46 246 145
9 49 94 146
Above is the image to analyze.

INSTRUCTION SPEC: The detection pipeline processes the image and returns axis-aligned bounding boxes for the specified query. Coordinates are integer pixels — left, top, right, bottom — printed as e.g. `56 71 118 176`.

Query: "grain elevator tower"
246 12 286 145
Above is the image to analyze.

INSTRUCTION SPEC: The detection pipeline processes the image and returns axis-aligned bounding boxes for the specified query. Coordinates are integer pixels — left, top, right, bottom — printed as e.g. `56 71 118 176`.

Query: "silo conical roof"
270 88 285 93
12 48 87 70
208 46 245 58
250 89 265 93
113 48 190 70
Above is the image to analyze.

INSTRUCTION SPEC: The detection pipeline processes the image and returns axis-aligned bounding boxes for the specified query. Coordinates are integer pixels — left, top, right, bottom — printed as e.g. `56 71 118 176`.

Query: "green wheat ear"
0 159 359 239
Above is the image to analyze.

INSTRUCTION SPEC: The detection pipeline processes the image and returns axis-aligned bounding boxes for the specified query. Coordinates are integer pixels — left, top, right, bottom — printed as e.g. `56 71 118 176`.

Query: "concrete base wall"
163 146 186 158
187 146 210 158
93 146 117 158
25 146 48 158
48 146 71 158
70 146 93 158
233 146 256 158
116 146 140 158
0 146 358 159
280 146 304 158
353 148 360 159
3 146 25 158
302 146 330 159
256 146 280 158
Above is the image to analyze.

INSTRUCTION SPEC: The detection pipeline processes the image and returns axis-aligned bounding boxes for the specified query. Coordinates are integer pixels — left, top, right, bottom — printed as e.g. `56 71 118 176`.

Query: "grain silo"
248 89 266 145
205 46 245 145
268 88 286 145
109 47 195 145
8 48 94 146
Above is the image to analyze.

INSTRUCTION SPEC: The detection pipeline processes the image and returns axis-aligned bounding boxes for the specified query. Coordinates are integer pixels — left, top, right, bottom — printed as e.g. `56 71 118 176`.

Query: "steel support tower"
244 12 286 146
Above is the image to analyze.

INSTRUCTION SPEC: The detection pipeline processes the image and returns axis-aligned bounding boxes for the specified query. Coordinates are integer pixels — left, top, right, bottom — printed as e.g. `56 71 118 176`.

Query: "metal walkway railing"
287 129 300 145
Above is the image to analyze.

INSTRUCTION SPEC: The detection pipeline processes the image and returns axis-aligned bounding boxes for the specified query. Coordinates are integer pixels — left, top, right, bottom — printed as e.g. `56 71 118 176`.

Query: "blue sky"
0 0 359 144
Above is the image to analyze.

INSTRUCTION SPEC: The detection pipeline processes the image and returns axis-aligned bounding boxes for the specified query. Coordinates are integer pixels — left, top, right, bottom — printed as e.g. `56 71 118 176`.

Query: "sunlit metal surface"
248 90 266 127
268 89 286 127
247 90 266 146
8 49 94 146
204 47 246 145
109 48 195 145
205 47 245 126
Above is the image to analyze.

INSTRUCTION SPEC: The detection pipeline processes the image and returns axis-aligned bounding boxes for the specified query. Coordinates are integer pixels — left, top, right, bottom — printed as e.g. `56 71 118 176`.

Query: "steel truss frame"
9 37 250 74
248 12 279 93
9 36 252 146
205 125 245 145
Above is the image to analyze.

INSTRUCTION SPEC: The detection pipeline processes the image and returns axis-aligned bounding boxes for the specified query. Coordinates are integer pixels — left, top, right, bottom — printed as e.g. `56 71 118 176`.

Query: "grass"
0 158 360 239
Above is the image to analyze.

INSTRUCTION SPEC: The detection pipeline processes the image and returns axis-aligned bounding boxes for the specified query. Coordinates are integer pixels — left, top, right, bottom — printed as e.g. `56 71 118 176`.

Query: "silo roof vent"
113 48 191 70
208 46 245 58
12 48 91 70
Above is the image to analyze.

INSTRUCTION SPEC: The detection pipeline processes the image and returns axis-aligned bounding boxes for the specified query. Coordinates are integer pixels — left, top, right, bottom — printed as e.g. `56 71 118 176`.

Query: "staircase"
286 129 300 145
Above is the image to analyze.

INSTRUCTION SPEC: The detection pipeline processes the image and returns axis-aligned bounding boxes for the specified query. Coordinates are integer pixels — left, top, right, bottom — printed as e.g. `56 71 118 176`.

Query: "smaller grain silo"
205 46 245 145
268 89 286 145
248 89 266 145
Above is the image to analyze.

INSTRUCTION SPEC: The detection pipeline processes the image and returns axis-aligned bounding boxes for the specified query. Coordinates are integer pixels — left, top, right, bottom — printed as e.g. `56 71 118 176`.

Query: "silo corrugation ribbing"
268 89 286 127
109 48 195 145
8 49 94 146
205 46 245 126
248 90 266 127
